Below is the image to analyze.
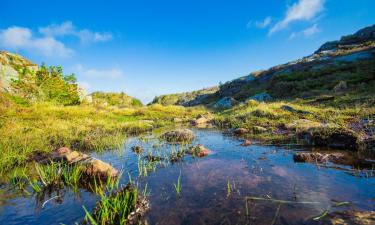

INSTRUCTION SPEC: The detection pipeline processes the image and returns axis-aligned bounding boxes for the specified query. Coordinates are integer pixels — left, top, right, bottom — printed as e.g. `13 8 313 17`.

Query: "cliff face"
0 51 38 91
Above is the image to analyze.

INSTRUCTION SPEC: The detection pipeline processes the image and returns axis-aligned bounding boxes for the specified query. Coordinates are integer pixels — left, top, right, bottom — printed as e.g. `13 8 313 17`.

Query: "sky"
1 0 374 103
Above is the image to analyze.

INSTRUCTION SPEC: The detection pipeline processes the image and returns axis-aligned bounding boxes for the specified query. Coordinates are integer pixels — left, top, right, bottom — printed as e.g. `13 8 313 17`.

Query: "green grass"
84 174 140 225
0 92 206 174
173 171 182 196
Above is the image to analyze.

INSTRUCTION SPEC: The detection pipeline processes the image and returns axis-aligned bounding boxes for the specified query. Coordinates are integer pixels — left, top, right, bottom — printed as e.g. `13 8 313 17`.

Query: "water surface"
0 128 374 224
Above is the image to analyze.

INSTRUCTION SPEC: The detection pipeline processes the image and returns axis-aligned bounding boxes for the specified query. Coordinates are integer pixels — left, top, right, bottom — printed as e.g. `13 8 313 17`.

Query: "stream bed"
0 128 374 225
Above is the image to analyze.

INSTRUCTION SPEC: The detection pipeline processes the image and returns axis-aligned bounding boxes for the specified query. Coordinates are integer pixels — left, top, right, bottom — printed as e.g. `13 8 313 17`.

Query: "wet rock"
191 114 213 126
45 147 119 178
252 126 267 134
241 139 252 146
233 128 248 135
187 144 212 157
247 92 272 102
293 152 347 164
307 210 375 225
162 129 195 142
131 146 143 154
281 105 310 114
83 158 119 178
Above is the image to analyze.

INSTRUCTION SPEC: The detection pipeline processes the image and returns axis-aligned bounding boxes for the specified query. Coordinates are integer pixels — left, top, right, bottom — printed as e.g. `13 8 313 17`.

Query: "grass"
84 173 141 225
0 92 206 174
173 171 182 196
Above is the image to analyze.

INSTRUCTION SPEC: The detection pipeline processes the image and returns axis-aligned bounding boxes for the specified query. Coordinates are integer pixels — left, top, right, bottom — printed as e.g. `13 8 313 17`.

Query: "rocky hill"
0 51 38 92
153 24 375 109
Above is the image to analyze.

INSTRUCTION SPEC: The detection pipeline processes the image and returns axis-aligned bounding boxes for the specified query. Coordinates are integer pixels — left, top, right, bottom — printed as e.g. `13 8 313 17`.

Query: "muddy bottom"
0 129 374 225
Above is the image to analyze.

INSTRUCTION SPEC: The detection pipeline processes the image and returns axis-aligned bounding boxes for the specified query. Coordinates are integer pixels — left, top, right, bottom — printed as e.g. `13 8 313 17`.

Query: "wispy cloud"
289 24 320 39
39 21 112 44
255 17 272 29
247 17 272 29
269 0 325 35
73 64 124 79
0 26 73 57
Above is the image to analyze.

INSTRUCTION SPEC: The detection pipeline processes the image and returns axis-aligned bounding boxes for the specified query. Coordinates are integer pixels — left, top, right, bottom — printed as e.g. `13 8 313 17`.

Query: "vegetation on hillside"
10 64 81 105
90 91 143 107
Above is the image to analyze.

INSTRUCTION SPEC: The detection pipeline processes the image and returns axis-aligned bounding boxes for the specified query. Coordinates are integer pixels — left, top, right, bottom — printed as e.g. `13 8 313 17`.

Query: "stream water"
0 128 374 225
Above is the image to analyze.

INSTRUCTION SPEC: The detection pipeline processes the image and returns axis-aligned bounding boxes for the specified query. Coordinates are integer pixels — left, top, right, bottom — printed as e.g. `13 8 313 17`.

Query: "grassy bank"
0 93 206 173
214 97 375 143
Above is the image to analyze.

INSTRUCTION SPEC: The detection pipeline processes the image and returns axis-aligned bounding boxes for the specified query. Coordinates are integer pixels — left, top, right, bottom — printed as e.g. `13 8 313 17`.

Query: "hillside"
155 24 375 108
0 51 38 92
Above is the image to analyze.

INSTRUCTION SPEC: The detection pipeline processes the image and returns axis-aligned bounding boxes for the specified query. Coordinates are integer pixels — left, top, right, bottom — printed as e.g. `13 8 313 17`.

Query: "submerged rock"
241 139 252 146
162 129 195 142
307 210 375 225
187 144 212 157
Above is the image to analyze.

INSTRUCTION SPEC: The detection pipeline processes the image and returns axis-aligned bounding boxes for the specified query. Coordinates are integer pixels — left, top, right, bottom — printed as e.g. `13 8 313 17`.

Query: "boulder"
298 127 359 150
187 144 212 157
191 114 213 126
333 81 347 93
253 126 267 134
248 92 272 102
234 128 248 135
48 147 119 178
162 129 195 142
213 97 237 109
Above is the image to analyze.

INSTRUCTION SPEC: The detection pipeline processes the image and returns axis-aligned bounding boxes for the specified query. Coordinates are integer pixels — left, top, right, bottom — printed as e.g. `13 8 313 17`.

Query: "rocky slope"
154 24 375 108
0 51 38 92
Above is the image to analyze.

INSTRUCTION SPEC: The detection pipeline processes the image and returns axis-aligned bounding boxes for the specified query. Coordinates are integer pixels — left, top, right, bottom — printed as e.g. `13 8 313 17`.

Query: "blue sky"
1 0 374 103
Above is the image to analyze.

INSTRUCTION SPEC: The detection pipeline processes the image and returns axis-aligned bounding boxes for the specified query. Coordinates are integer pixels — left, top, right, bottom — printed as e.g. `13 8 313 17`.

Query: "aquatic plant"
85 185 139 225
174 172 182 196
34 162 63 187
226 180 231 198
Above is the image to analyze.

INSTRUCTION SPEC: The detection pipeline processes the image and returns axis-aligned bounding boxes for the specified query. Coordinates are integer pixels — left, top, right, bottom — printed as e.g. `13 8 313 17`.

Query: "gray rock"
214 97 237 109
248 93 272 102
162 129 195 142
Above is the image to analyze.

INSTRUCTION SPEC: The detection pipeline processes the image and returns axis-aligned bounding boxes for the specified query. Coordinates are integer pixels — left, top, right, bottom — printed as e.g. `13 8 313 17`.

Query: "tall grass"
174 171 182 196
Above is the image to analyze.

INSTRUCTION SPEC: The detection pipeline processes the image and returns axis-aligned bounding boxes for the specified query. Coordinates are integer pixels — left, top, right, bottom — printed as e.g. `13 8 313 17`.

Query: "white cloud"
73 64 124 79
247 17 272 29
270 0 325 34
289 24 320 39
0 26 73 57
255 17 272 29
39 21 112 44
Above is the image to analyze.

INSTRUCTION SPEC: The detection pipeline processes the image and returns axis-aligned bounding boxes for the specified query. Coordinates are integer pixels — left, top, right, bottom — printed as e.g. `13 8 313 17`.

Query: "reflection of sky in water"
0 128 374 225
